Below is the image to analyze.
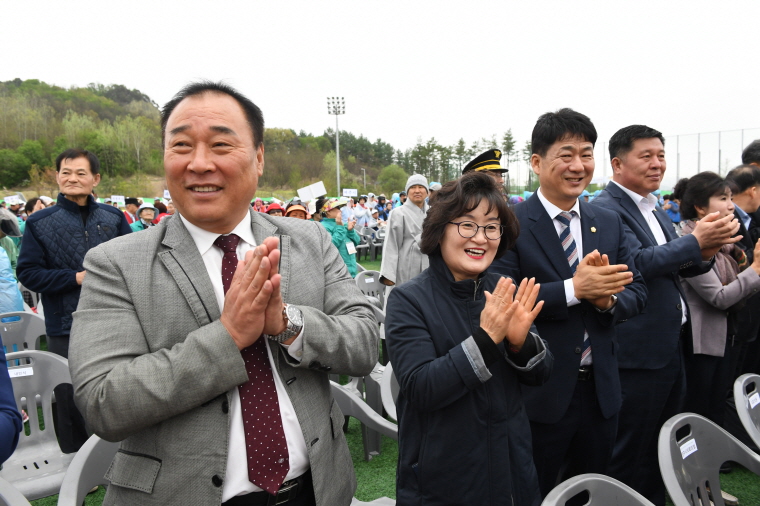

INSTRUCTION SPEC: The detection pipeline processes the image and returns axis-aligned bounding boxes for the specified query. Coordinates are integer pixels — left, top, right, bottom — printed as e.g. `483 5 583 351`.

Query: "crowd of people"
2 81 760 506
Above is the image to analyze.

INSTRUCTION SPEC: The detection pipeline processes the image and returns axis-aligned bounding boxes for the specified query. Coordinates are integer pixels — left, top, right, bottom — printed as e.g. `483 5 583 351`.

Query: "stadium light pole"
327 97 345 195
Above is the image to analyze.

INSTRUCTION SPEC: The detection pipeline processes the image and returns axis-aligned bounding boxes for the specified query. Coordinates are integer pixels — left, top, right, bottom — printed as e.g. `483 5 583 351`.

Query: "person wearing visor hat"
130 203 159 232
285 203 308 220
0 208 21 275
317 197 361 278
265 202 285 217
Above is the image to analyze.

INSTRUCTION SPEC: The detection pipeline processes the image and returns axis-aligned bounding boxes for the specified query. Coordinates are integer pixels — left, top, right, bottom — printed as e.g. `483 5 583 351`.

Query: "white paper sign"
750 392 760 409
4 196 19 206
343 188 358 197
298 181 328 202
346 242 357 255
365 277 374 283
680 438 698 459
111 195 126 205
163 190 171 199
9 367 33 378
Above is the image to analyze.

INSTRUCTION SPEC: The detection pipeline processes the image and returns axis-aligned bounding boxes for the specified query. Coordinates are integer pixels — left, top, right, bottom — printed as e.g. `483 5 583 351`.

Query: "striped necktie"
556 211 592 365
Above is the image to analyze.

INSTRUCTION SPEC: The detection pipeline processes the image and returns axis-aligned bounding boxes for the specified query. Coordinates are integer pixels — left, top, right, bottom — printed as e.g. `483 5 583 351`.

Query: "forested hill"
0 79 528 196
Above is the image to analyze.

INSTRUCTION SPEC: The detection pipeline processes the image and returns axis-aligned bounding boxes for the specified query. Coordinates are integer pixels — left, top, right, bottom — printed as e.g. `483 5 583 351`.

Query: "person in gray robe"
380 174 430 287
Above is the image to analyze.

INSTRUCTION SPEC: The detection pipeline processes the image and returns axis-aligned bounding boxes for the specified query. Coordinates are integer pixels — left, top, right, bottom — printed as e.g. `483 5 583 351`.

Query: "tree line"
0 79 534 198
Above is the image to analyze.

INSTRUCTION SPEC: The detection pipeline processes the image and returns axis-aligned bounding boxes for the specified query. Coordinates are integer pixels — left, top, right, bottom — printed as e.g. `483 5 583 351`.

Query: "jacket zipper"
473 278 482 301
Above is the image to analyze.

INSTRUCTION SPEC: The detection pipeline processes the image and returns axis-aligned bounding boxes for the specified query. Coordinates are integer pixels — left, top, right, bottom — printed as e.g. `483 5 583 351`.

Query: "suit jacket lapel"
579 200 599 255
607 183 657 244
158 216 220 326
653 205 678 242
526 194 574 279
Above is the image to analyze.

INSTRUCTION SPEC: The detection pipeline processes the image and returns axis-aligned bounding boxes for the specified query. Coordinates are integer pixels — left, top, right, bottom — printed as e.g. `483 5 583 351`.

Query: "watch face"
286 305 304 327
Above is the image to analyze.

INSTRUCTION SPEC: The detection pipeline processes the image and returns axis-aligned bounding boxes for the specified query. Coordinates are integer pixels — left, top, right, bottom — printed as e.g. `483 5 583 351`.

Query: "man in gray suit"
69 82 378 506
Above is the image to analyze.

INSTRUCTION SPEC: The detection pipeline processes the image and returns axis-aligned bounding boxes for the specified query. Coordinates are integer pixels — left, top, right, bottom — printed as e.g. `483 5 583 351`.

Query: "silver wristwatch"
264 304 304 343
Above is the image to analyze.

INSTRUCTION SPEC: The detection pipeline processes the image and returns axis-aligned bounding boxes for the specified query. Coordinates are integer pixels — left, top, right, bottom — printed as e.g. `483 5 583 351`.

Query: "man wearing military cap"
463 149 509 187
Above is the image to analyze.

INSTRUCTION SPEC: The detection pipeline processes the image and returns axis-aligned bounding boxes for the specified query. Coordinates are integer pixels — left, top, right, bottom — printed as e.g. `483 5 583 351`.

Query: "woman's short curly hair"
421 171 518 259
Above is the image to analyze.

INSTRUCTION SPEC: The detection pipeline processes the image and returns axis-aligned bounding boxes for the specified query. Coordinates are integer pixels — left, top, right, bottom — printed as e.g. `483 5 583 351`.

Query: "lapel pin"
590 227 597 233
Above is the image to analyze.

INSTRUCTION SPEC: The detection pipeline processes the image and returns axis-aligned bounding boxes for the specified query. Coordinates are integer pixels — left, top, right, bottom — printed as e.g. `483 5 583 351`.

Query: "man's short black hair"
742 140 760 165
161 81 265 148
725 164 760 194
531 108 597 157
55 148 101 175
608 125 665 160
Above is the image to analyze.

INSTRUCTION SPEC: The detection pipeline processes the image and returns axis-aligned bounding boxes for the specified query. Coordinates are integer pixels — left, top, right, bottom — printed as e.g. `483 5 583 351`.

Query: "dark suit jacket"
591 183 709 369
491 194 647 424
733 208 760 342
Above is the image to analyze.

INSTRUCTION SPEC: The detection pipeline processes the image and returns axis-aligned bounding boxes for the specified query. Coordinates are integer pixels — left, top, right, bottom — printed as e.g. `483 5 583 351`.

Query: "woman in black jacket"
385 172 553 506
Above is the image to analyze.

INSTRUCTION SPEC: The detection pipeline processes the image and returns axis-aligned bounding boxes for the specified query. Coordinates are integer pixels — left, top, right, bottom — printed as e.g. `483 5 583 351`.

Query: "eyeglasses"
448 221 504 240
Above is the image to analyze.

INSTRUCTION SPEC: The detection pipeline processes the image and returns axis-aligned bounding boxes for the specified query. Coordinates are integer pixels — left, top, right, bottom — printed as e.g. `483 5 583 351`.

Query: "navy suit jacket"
491 194 647 424
591 183 708 369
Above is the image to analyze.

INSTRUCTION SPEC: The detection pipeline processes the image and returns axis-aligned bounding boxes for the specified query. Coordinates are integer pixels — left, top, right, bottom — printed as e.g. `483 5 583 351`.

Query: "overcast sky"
3 0 759 189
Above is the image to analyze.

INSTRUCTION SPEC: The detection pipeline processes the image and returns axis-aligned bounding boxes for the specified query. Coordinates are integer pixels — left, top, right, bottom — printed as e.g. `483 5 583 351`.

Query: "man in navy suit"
592 125 740 505
491 109 647 497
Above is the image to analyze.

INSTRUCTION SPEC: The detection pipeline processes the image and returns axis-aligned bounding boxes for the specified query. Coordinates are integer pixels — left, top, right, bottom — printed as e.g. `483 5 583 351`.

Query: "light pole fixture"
327 97 345 195
360 168 366 190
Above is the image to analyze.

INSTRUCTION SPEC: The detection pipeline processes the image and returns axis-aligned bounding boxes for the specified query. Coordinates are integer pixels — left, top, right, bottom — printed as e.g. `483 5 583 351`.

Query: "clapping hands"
480 277 544 351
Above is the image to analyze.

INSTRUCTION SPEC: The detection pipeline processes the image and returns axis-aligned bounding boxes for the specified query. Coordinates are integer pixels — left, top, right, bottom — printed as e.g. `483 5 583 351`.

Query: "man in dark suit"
592 125 741 506
725 165 760 379
742 140 760 228
491 108 647 497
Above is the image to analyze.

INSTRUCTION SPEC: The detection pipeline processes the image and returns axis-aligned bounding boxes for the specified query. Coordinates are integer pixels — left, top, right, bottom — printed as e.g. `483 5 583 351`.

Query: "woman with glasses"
385 171 553 506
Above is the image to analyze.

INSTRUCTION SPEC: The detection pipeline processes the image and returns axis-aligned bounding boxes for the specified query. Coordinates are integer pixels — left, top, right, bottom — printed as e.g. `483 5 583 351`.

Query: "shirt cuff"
564 278 580 306
279 324 305 362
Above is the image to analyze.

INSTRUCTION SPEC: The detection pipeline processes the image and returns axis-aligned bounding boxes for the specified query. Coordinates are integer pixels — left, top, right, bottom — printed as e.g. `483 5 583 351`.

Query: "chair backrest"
355 271 385 307
0 477 32 506
1 351 74 500
0 312 45 354
380 362 399 422
658 412 760 506
330 381 397 441
57 435 120 506
734 373 760 449
541 473 655 506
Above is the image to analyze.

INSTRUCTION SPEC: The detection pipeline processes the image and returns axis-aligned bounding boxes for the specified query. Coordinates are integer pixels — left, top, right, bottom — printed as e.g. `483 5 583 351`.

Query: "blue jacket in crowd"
17 193 131 337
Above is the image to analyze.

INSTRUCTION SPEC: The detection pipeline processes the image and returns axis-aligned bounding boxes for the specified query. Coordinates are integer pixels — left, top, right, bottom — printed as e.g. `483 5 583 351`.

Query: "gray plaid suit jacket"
69 209 378 505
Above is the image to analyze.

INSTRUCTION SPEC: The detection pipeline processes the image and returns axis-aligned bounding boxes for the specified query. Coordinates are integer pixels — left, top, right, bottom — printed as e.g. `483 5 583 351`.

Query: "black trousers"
47 335 89 454
608 342 686 506
684 336 733 427
530 376 618 499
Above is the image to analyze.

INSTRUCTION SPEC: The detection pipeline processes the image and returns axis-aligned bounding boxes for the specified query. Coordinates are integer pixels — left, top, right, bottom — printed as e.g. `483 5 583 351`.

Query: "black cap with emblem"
462 149 507 175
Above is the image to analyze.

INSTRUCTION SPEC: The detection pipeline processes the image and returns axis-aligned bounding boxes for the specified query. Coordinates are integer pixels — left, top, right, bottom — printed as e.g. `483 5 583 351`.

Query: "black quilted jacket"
17 194 132 337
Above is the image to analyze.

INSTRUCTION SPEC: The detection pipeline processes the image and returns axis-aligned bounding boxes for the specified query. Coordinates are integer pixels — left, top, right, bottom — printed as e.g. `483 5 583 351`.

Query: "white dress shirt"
536 188 583 307
609 181 687 325
180 213 309 501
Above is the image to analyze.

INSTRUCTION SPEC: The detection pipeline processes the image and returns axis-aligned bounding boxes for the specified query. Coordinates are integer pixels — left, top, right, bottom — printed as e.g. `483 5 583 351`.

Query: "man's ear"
610 156 623 175
530 154 542 176
255 144 265 177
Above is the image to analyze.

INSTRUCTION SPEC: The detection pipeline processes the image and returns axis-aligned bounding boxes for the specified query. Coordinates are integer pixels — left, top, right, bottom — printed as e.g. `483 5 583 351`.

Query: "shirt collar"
734 204 750 226
536 187 581 219
179 212 256 256
610 180 658 211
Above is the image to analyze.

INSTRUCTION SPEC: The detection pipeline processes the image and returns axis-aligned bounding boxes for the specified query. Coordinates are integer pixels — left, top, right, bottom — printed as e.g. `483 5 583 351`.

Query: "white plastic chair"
0 312 45 355
733 373 760 449
355 271 386 309
0 476 32 506
658 412 760 506
380 362 399 422
0 351 75 500
542 473 654 505
57 434 119 506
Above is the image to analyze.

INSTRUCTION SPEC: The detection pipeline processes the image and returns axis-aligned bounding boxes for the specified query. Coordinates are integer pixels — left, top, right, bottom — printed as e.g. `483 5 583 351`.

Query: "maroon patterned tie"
213 234 290 494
